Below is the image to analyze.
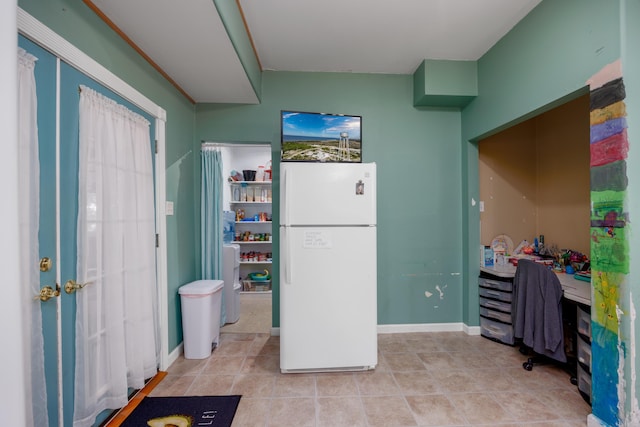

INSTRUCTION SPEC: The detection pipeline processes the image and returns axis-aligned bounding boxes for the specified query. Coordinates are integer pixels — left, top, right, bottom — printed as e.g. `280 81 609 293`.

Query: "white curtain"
18 47 49 427
74 85 158 427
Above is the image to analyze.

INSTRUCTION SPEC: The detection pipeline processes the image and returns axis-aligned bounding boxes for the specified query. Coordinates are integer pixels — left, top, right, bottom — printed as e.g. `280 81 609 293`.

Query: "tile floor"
149 331 591 426
220 292 272 334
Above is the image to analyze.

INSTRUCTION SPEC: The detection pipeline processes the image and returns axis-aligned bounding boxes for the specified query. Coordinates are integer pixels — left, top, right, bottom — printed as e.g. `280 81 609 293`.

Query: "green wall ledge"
413 59 477 108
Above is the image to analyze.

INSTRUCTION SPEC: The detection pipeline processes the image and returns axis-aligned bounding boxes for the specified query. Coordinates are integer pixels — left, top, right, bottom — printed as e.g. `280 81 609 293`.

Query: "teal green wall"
461 0 630 424
463 0 620 140
213 0 262 101
19 0 199 351
196 71 463 328
413 60 477 108
461 0 621 326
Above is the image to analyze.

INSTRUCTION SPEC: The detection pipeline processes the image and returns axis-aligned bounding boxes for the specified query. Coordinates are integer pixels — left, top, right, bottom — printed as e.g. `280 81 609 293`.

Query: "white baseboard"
166 343 183 369
270 324 481 337
377 323 481 334
463 324 481 335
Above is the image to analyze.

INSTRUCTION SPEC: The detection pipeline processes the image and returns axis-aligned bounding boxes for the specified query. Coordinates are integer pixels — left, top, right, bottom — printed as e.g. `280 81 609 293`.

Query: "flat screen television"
281 110 362 163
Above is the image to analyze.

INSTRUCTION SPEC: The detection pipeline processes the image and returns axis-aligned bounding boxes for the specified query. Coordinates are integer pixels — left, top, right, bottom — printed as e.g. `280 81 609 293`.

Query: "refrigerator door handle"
282 227 292 284
282 166 289 225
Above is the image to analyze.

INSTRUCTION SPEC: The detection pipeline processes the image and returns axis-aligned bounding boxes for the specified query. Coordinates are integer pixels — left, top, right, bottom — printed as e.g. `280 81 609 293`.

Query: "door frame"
17 4 170 421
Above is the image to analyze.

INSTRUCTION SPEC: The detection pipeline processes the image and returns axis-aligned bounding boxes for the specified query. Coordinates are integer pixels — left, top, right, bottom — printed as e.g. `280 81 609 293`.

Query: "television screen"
281 110 362 162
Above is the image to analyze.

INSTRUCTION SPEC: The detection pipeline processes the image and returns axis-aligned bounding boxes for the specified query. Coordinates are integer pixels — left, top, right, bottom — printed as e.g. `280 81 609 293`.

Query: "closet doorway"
215 143 273 334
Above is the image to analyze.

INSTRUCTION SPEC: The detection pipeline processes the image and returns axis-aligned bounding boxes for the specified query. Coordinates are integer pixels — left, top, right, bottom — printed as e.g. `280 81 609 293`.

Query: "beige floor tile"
268 397 316 427
166 355 208 376
231 374 276 397
515 422 587 427
230 397 271 427
219 332 257 343
417 351 459 370
186 374 235 395
153 303 593 427
404 338 446 352
495 390 563 422
378 339 414 353
405 394 467 426
374 356 390 372
241 355 280 375
378 333 407 344
533 388 592 421
214 340 254 357
448 392 516 424
438 335 476 352
431 368 483 393
273 374 316 397
202 355 246 375
505 365 571 391
447 351 499 369
317 396 367 427
220 292 272 334
393 371 439 395
469 367 522 391
316 372 359 396
361 395 417 427
250 336 280 356
354 371 401 396
383 352 428 372
147 374 195 397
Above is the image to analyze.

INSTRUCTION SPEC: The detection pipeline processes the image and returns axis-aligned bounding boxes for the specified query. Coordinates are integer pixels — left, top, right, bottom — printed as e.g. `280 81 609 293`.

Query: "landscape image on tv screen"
281 111 362 162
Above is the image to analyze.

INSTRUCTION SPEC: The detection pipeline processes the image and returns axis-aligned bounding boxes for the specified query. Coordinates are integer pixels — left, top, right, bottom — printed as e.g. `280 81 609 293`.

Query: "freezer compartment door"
280 226 377 372
280 162 376 226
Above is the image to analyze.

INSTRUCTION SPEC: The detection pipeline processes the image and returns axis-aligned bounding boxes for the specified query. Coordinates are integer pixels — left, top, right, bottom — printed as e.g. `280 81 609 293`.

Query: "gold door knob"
39 284 60 302
40 257 52 272
64 279 92 294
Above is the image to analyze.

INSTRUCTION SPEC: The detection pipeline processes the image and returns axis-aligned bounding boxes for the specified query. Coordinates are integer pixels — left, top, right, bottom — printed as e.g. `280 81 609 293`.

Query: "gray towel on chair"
513 259 566 363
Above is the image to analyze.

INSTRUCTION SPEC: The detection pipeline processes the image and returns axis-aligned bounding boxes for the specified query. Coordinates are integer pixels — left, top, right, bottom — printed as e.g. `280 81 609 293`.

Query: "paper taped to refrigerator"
303 230 332 249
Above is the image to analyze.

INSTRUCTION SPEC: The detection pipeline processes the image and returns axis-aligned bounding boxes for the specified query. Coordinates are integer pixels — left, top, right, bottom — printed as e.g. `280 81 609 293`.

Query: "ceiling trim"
236 0 262 71
83 0 196 104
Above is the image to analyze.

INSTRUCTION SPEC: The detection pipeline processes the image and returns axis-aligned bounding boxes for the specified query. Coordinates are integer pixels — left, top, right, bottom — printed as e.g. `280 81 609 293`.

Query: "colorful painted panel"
590 129 629 167
587 59 629 427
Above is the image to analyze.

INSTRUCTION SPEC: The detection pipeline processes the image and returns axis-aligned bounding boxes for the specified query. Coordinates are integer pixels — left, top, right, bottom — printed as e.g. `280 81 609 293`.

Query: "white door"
20 35 159 427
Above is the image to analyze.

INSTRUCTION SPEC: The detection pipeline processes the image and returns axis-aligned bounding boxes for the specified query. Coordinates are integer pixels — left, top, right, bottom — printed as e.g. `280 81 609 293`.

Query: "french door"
20 35 158 427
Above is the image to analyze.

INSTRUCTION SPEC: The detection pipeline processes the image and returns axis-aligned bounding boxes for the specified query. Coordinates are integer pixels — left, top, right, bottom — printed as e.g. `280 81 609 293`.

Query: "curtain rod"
201 142 271 149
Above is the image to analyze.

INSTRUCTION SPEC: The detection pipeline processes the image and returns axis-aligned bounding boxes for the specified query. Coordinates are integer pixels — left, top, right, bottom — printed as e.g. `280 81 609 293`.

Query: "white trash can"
178 279 224 359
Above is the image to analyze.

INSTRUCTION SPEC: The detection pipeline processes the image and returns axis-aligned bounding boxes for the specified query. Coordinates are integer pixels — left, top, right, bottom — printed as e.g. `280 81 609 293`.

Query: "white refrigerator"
280 162 377 373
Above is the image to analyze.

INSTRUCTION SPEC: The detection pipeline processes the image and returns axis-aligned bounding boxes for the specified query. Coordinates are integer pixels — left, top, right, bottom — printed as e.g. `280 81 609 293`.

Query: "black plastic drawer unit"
576 304 592 405
479 273 515 345
480 316 515 345
479 306 512 324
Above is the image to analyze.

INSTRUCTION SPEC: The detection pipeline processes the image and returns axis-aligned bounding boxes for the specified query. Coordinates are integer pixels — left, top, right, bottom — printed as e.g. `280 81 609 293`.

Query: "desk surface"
481 265 591 307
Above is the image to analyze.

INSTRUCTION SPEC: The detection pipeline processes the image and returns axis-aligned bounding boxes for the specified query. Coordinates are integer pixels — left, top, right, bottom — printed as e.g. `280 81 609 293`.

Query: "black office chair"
512 259 567 369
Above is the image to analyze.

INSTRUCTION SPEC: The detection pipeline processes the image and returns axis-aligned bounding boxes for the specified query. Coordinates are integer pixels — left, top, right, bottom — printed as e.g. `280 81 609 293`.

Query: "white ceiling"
91 0 542 104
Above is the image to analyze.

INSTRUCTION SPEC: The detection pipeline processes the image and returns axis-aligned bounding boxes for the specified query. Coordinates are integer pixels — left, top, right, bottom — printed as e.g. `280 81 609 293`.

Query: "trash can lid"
179 280 224 295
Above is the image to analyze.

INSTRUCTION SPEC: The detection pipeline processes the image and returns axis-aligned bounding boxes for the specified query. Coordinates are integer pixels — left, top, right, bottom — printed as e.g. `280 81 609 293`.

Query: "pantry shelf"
231 180 272 293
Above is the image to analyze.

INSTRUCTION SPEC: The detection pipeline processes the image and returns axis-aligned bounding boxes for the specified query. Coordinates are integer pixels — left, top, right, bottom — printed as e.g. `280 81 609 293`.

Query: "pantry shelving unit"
229 181 272 293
